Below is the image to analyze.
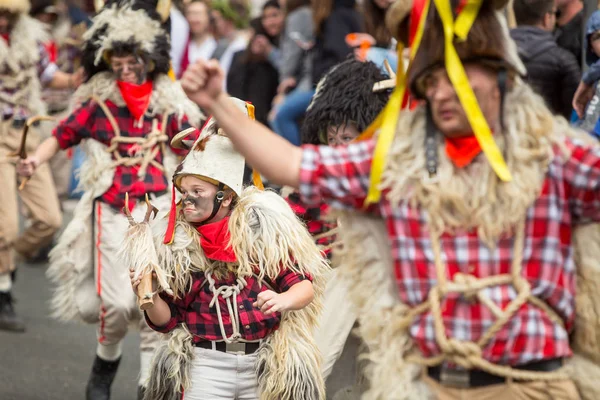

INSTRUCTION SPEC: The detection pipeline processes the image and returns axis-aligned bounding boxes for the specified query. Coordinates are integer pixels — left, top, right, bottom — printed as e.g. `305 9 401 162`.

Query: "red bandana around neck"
445 134 483 168
196 216 237 263
116 80 153 121
1 33 10 45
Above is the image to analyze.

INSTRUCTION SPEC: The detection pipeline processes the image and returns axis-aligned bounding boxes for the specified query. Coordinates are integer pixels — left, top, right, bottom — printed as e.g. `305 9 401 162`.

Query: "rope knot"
445 339 482 369
452 273 479 301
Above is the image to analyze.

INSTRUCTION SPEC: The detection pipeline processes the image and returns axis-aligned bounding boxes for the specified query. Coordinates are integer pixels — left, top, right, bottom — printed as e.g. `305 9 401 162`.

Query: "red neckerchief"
196 216 237 263
1 33 9 45
445 134 482 168
116 80 153 121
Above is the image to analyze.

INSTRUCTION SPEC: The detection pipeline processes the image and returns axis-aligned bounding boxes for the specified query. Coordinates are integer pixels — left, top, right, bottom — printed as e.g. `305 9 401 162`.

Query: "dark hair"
513 0 555 26
363 0 392 47
262 0 280 11
312 0 333 35
241 16 279 63
301 59 390 145
285 0 310 16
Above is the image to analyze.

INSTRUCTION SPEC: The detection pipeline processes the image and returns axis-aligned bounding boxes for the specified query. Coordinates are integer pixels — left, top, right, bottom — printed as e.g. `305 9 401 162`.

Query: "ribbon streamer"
358 0 511 208
434 0 512 181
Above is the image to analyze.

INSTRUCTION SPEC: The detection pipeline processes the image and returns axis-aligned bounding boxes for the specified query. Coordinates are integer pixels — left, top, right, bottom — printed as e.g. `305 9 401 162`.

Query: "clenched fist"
253 290 292 315
181 59 225 110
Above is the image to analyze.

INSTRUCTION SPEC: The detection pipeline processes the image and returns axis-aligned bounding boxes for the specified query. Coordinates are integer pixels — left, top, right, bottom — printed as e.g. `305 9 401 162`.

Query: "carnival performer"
285 58 391 397
180 1 600 399
30 0 89 203
17 0 203 398
124 97 329 400
0 0 82 332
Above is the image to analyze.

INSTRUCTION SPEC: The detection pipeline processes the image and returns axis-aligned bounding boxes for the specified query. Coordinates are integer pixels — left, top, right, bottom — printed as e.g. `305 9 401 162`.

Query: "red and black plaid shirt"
146 269 311 342
286 191 336 258
299 136 600 366
53 98 197 210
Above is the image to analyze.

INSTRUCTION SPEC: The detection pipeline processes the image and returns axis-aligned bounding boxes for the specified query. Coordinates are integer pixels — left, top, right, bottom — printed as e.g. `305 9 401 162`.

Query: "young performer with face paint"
17 0 203 399
125 98 329 400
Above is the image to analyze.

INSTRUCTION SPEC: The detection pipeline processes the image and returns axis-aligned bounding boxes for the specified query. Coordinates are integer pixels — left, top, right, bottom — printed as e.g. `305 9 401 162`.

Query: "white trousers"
183 347 259 400
94 200 161 350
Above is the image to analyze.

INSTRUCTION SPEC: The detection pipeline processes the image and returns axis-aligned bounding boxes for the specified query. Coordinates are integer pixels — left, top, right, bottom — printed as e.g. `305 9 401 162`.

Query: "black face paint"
181 192 221 224
112 55 147 84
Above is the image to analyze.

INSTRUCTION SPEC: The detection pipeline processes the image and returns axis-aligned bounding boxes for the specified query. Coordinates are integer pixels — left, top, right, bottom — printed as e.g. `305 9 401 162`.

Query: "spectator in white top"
179 0 216 78
170 3 190 78
210 0 251 91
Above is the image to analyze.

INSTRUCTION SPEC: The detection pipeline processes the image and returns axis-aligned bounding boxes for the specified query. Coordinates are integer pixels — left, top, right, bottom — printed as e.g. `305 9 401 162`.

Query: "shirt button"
245 325 250 329
239 304 244 310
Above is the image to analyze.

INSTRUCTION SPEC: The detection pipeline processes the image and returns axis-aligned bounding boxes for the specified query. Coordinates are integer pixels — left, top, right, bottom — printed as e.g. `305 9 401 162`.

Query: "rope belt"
402 219 569 381
93 96 171 179
205 271 248 344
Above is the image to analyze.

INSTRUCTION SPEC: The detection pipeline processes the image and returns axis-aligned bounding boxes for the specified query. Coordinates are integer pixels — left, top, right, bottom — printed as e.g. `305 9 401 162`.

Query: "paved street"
0 202 356 400
0 260 141 400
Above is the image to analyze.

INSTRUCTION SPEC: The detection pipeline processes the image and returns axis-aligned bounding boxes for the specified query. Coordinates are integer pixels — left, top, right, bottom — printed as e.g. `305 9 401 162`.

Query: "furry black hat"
301 59 391 145
81 0 171 81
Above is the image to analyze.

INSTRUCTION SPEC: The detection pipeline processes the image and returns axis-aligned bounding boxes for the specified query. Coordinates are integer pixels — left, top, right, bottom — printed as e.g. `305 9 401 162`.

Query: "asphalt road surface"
0 260 141 400
0 202 357 400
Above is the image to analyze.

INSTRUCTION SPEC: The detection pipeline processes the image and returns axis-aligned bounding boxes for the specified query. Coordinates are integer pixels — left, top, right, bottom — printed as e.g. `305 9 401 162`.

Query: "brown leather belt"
194 341 260 355
427 358 564 388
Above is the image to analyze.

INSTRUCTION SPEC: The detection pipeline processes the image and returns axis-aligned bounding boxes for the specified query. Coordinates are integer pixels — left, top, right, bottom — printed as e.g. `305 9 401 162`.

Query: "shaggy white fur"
83 4 165 68
0 15 48 115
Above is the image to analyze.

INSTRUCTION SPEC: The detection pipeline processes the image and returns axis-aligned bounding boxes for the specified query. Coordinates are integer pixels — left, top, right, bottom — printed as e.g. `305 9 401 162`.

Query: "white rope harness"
205 271 248 344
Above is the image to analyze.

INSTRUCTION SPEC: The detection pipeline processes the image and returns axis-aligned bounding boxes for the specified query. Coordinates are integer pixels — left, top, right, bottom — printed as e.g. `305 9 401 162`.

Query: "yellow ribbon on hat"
358 0 430 206
434 0 512 182
359 0 511 207
245 103 265 190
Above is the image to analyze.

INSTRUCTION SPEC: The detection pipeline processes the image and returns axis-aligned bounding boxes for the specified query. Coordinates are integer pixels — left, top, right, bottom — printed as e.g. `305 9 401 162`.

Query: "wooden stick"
137 272 155 310
18 177 30 191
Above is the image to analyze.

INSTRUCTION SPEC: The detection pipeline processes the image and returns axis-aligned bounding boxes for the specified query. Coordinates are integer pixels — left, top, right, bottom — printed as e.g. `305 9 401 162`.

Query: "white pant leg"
314 269 358 379
185 348 259 400
237 352 259 400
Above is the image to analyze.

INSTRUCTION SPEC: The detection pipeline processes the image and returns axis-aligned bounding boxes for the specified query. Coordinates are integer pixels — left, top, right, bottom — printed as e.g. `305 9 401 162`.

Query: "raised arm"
181 60 303 189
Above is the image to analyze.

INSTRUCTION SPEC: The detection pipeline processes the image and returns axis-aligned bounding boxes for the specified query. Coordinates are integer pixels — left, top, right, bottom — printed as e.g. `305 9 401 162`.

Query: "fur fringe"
144 325 194 400
151 216 208 299
46 139 115 321
73 72 204 128
381 82 569 246
228 187 328 400
83 5 164 68
0 15 48 115
119 220 174 297
229 187 330 283
332 210 432 400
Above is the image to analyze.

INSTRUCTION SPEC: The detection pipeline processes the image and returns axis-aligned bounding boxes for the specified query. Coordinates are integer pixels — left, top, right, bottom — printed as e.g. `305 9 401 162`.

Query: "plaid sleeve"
274 268 312 293
167 114 199 156
52 100 95 149
144 275 205 333
299 140 376 211
144 294 180 333
563 138 600 223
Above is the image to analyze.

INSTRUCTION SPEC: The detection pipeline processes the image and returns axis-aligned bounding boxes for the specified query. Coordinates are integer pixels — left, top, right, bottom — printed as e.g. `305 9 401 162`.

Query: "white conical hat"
171 98 254 197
